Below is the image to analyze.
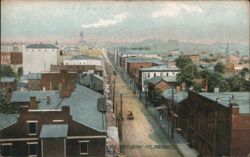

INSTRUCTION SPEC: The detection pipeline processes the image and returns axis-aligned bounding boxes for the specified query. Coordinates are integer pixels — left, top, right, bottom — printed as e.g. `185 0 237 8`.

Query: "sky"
1 0 249 44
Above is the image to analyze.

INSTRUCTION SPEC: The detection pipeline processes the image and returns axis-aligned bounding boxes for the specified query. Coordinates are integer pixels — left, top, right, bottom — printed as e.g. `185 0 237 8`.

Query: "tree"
207 73 230 92
227 75 248 92
17 67 23 79
214 62 225 74
0 65 16 77
175 56 193 69
177 63 199 88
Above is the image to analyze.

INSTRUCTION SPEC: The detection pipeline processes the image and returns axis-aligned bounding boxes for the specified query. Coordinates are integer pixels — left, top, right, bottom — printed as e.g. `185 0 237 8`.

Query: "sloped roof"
199 92 250 114
26 44 58 49
146 76 162 85
10 90 61 109
61 84 106 132
79 73 103 92
40 124 68 138
0 114 18 130
140 65 180 72
162 89 188 103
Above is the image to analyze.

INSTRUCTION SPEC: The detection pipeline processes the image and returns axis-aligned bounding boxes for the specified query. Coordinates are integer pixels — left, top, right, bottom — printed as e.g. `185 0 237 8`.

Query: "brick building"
162 90 250 157
27 70 78 91
0 77 17 102
125 58 164 78
50 64 103 76
1 84 107 157
1 52 22 65
138 65 180 91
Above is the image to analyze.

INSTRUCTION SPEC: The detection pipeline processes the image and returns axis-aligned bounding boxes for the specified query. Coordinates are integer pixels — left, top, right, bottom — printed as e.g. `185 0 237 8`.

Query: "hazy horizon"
1 1 249 45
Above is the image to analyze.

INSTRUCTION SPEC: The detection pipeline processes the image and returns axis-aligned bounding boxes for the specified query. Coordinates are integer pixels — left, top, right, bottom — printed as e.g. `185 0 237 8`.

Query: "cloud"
152 3 203 18
82 12 128 28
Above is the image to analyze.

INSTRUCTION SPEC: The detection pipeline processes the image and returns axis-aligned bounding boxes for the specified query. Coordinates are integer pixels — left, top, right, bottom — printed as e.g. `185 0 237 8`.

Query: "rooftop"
0 77 16 82
70 55 101 60
140 65 180 72
0 114 18 130
79 73 104 92
61 84 106 132
27 73 41 80
40 124 68 138
126 57 164 65
162 89 188 103
26 43 58 49
10 90 61 109
123 49 157 54
199 92 250 114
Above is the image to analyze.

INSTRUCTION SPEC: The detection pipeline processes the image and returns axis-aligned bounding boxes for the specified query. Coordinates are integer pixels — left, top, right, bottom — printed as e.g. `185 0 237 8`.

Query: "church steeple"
225 42 230 63
79 31 86 45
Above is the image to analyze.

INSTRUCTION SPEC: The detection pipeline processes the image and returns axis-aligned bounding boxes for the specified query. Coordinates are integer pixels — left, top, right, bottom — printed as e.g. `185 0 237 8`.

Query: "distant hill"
115 39 249 56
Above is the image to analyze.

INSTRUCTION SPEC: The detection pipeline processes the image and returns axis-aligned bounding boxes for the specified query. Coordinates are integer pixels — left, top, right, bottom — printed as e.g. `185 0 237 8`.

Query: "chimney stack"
30 96 38 109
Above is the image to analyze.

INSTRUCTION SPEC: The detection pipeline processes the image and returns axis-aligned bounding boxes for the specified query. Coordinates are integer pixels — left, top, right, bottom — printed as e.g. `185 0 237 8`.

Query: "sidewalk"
140 96 199 157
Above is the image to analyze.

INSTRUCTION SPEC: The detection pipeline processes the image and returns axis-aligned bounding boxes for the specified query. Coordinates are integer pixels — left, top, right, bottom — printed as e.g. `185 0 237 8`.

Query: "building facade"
1 84 107 157
63 55 102 66
23 43 59 75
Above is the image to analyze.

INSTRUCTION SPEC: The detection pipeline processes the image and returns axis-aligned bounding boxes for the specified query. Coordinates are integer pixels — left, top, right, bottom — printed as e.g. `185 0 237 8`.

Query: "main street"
113 74 182 157
102 49 181 157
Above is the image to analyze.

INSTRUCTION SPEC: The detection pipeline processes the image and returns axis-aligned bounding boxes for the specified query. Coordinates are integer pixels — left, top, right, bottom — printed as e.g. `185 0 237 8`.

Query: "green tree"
175 56 193 69
227 75 248 92
0 65 16 77
214 62 225 74
207 73 230 92
17 67 23 79
177 63 199 88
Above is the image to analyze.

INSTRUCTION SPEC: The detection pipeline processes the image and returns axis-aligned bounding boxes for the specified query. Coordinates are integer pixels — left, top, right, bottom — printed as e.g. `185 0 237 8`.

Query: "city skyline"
1 1 249 44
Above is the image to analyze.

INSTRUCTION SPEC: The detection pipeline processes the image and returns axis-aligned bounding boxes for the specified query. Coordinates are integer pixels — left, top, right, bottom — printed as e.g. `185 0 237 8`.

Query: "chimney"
43 86 46 91
230 95 239 115
30 96 38 109
46 96 51 105
60 87 72 98
214 87 219 93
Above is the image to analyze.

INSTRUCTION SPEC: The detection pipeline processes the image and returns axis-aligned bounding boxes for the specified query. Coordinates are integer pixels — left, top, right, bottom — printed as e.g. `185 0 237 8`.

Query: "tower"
79 31 86 45
225 42 230 63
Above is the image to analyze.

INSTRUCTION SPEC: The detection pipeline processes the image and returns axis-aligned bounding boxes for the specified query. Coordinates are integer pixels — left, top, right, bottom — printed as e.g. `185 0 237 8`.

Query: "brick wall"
127 62 153 78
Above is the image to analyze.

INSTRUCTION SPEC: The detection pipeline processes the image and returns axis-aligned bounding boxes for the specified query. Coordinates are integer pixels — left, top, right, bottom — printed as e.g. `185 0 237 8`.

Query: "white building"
63 55 102 66
23 43 59 75
139 65 180 91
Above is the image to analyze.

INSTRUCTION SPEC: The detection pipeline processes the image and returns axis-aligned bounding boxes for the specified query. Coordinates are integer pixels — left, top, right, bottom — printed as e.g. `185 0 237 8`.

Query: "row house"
50 64 103 76
1 83 107 157
1 52 22 73
125 58 164 78
162 90 250 157
79 73 104 94
0 77 17 103
138 65 180 91
27 70 78 91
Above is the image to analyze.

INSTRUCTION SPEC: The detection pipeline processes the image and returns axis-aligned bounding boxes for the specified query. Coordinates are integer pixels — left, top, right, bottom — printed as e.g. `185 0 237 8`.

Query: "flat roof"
140 65 180 72
199 92 250 114
26 44 58 49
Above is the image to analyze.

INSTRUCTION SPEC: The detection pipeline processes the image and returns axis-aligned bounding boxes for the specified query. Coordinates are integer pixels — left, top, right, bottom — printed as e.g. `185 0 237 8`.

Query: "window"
27 121 38 135
27 142 38 156
79 141 89 155
1 143 12 156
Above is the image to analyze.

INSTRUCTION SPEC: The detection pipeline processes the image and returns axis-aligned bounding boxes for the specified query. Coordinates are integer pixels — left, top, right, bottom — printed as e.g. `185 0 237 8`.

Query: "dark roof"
79 73 103 92
146 76 162 85
26 44 58 49
40 124 68 138
199 92 250 114
146 76 177 85
71 55 101 60
0 114 18 130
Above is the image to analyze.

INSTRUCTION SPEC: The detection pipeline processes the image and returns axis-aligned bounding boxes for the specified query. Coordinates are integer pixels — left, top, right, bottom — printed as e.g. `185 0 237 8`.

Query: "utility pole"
171 86 174 139
112 76 116 113
119 93 123 141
